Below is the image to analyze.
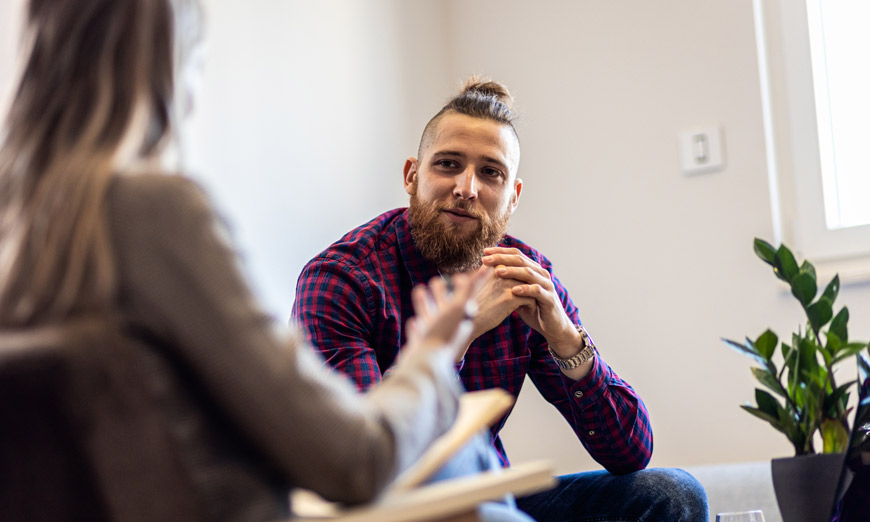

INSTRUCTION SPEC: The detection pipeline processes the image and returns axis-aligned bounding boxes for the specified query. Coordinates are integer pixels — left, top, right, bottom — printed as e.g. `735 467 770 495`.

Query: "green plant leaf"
825 331 842 356
741 404 786 433
793 379 806 409
777 408 798 434
823 380 856 416
791 272 817 307
821 275 840 304
784 341 799 398
774 244 800 283
829 307 849 344
799 260 817 279
754 238 777 266
821 418 850 453
781 342 797 371
755 330 778 361
798 337 819 373
807 298 834 333
723 337 768 367
798 381 823 441
839 392 849 412
832 343 870 365
752 367 786 398
777 404 810 455
806 366 827 394
736 241 868 457
755 388 782 418
821 346 832 366
798 337 820 378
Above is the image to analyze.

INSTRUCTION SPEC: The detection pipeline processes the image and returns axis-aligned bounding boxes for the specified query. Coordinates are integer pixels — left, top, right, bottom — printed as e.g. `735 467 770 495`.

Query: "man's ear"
509 177 523 214
403 157 418 195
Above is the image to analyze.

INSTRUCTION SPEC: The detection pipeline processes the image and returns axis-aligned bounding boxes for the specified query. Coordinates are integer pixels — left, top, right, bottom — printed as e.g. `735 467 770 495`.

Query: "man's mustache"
437 201 483 220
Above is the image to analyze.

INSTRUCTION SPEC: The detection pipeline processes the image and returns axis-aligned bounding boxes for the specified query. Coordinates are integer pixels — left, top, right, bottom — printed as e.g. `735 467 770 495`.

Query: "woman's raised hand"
404 272 482 360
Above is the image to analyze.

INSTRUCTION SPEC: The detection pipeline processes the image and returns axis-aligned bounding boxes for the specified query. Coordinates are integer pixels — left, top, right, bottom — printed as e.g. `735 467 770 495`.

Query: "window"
806 0 870 230
755 0 870 275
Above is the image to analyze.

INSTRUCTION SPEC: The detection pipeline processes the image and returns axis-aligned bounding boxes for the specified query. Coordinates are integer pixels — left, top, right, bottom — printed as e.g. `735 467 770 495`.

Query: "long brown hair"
0 0 201 326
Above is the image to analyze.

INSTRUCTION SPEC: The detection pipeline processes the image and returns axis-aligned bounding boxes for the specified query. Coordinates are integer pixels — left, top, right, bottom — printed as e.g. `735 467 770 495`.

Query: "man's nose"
453 168 478 200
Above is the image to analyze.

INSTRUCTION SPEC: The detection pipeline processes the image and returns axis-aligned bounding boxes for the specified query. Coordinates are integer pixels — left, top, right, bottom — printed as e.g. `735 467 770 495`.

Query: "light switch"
679 126 724 174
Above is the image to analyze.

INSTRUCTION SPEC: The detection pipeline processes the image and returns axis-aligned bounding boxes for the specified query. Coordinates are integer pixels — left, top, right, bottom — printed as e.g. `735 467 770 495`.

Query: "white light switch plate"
679 126 724 174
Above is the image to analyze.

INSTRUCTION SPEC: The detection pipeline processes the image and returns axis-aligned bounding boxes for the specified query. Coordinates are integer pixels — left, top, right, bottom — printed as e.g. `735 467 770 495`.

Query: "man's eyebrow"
431 150 509 170
431 150 467 159
481 155 509 170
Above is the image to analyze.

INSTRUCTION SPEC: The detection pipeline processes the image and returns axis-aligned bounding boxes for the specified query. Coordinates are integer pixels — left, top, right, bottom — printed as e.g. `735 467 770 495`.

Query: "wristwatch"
548 324 596 370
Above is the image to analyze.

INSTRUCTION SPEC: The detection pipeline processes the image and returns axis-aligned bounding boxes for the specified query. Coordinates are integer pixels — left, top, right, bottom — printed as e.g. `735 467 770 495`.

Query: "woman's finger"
411 284 434 321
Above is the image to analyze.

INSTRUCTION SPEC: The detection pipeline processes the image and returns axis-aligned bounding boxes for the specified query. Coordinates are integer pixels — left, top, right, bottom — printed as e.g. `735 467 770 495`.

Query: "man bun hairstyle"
448 76 516 124
417 75 519 159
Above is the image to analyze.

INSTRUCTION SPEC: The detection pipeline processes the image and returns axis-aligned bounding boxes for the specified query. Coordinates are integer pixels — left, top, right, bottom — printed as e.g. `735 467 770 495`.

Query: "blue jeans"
427 432 535 522
515 468 709 522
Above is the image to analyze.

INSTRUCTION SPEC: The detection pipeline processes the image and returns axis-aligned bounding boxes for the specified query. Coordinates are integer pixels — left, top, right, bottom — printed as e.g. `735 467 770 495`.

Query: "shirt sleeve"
292 258 385 391
526 271 653 475
109 175 460 504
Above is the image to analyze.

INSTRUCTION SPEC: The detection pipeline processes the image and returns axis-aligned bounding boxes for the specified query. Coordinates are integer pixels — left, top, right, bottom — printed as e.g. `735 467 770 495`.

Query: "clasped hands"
402 247 583 364
470 247 582 359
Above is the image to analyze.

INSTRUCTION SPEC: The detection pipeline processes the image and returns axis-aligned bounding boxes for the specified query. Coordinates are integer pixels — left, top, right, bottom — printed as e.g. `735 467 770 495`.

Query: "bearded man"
292 78 707 522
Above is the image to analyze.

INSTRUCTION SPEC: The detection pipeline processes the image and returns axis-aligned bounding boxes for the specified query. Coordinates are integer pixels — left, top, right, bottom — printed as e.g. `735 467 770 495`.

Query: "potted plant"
723 239 869 522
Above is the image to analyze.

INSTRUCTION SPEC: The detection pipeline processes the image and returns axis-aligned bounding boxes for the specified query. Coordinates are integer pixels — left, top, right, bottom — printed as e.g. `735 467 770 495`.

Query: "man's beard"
408 193 510 273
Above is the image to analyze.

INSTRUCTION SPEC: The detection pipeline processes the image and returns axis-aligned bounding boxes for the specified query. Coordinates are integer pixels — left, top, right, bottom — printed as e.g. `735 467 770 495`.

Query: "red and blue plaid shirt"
292 208 652 473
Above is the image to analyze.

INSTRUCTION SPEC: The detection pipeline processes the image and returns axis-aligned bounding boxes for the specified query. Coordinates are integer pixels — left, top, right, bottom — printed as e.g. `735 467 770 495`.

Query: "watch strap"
548 325 596 370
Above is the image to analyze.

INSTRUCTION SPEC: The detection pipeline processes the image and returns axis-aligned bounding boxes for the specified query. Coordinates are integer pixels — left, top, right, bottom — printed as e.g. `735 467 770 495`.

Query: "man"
293 78 707 521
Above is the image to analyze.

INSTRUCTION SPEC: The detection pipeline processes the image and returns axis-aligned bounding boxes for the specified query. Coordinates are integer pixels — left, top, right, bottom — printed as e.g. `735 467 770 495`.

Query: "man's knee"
632 468 708 521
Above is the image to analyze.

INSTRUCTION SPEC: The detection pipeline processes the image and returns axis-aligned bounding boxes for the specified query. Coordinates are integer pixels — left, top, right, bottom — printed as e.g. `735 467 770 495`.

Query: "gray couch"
685 461 781 522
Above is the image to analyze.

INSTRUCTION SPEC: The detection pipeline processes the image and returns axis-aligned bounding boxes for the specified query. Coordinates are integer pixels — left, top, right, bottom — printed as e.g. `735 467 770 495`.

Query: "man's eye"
436 160 458 168
482 168 503 178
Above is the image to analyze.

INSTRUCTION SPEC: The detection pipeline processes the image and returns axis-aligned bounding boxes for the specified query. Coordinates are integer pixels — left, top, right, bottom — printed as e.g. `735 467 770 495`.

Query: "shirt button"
588 430 596 436
573 390 584 399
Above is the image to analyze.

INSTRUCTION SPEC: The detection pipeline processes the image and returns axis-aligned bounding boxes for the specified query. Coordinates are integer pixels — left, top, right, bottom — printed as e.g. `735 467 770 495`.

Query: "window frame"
754 0 870 282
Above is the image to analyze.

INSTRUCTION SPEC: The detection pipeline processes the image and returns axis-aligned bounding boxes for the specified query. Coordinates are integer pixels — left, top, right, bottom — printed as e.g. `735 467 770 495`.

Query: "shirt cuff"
562 353 609 407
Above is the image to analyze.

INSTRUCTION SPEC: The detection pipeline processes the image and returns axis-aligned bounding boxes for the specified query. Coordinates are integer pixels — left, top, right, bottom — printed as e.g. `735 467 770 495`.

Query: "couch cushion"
685 461 781 522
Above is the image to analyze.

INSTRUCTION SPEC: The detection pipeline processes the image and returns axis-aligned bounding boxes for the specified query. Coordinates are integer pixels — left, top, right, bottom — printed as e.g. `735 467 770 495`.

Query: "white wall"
1 0 868 474
184 0 455 316
440 0 870 473
0 0 24 118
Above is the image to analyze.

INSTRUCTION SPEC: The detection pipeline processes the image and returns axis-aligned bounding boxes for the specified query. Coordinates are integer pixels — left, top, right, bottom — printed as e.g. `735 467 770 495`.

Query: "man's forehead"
427 114 520 169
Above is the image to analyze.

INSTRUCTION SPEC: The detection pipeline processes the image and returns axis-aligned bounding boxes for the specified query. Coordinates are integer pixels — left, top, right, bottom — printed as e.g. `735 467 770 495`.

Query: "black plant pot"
771 453 845 522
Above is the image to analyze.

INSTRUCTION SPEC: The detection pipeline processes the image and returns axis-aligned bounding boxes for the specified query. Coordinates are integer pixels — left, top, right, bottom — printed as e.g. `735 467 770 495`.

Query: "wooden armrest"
287 460 555 522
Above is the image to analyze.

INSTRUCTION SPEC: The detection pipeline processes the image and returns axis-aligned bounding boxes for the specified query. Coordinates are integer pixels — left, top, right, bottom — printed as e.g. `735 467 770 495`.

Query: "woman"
0 1 513 521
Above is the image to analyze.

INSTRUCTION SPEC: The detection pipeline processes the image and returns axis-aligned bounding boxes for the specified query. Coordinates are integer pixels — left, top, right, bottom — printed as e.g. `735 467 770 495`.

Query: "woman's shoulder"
108 173 210 214
106 173 220 248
